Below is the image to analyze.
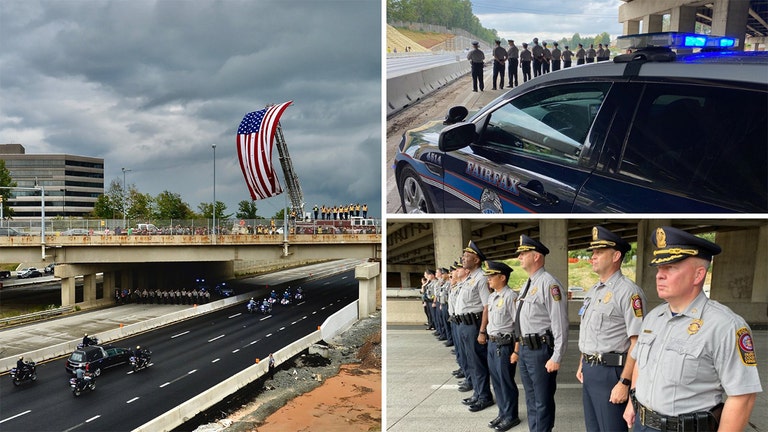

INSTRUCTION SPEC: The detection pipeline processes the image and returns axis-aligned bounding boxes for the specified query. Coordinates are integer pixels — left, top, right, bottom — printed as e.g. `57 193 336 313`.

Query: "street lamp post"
122 167 131 231
212 144 216 245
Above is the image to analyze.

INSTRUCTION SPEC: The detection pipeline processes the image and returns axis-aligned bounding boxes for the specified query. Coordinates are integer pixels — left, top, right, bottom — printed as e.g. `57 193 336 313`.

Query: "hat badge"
656 228 667 248
592 227 599 241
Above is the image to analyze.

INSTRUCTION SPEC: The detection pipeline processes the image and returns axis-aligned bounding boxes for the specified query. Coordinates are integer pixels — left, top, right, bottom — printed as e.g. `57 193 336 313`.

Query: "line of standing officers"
425 225 761 431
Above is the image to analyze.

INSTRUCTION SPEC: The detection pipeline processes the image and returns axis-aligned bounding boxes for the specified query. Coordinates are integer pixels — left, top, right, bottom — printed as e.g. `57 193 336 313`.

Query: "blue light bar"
617 32 739 50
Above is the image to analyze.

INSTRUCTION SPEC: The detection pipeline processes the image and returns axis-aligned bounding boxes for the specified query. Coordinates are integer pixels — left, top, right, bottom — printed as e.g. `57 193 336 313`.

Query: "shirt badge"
551 285 562 301
631 294 644 318
529 287 539 297
603 292 613 303
736 327 757 366
687 318 703 335
496 298 504 308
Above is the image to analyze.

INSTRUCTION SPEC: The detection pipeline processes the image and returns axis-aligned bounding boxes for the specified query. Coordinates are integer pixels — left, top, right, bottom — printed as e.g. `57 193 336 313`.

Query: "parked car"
65 345 131 376
394 32 767 213
0 227 29 236
568 286 586 300
17 268 42 279
44 263 56 274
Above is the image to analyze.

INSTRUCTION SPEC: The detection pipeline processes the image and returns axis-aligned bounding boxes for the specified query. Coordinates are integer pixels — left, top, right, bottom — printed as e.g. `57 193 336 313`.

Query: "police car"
394 33 768 213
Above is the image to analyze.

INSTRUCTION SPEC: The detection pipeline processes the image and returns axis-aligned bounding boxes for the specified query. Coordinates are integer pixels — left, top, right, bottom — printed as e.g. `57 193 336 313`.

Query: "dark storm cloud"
0 0 382 217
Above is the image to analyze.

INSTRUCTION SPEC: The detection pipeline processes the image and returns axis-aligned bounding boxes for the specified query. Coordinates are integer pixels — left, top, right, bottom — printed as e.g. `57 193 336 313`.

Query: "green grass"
496 258 636 292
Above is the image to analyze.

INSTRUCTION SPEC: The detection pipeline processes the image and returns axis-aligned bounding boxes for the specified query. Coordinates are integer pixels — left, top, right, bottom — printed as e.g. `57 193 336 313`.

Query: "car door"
440 82 614 212
579 81 768 212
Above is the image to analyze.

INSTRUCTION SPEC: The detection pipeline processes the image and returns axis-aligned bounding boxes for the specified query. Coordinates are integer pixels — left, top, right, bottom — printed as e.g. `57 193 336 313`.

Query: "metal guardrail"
0 305 75 327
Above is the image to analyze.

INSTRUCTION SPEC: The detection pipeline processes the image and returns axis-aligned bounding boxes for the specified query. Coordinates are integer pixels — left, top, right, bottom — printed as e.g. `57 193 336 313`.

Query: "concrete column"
643 14 664 33
61 277 76 306
753 224 768 303
432 219 471 268
636 219 671 306
539 220 568 290
623 19 640 36
711 0 750 49
669 6 696 32
399 272 410 289
355 262 380 316
712 228 759 302
83 273 97 303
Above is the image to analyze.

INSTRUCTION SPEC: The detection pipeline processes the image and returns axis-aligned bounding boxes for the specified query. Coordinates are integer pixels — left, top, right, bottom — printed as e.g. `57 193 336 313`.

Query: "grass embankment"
500 259 637 293
395 28 454 49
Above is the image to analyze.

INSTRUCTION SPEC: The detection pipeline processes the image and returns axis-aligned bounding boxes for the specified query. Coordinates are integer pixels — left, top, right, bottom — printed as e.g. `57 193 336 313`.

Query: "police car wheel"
399 165 433 214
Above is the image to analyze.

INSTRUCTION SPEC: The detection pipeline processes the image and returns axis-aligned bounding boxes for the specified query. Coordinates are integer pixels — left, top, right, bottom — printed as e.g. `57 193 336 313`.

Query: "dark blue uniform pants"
507 58 518 86
457 322 491 402
582 360 628 432
471 62 484 91
493 61 505 89
441 305 452 344
488 341 519 422
519 343 557 432
452 319 472 388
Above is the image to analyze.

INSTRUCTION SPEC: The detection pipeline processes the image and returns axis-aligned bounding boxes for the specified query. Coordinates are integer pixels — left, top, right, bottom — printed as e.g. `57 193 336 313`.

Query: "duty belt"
488 333 514 345
636 401 722 432
582 352 627 367
457 312 481 325
519 331 553 350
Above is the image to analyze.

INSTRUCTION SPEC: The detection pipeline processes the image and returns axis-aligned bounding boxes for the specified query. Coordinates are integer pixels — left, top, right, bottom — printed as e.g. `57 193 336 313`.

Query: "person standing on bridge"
506 40 519 88
520 43 532 83
492 40 507 90
623 226 762 431
467 41 485 92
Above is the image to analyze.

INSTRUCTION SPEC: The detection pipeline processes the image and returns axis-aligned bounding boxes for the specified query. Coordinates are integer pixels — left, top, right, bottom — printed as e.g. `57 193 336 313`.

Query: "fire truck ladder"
274 123 305 219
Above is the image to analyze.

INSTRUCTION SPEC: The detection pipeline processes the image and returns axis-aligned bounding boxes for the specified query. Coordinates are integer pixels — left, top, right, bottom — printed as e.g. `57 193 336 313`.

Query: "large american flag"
236 101 292 201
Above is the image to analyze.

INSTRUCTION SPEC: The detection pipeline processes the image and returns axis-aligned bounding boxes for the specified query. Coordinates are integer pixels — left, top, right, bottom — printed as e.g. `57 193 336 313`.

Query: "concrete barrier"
133 300 360 432
387 61 472 116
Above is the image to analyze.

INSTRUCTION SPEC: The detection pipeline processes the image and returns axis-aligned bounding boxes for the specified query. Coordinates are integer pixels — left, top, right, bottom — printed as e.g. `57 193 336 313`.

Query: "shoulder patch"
550 284 562 301
736 327 757 366
631 294 644 318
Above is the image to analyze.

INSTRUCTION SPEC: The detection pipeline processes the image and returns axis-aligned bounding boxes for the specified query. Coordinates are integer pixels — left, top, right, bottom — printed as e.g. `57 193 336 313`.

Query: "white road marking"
228 313 242 318
232 349 240 353
171 331 190 338
0 410 31 424
208 334 225 342
259 315 272 321
266 333 273 337
160 382 170 388
212 358 220 363
126 397 140 404
86 415 100 423
279 327 286 331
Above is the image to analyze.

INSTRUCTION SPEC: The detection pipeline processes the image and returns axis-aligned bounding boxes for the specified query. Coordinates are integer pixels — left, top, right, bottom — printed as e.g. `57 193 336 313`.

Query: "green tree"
0 160 17 219
236 200 260 219
154 191 193 219
92 194 115 218
197 201 231 220
129 189 154 221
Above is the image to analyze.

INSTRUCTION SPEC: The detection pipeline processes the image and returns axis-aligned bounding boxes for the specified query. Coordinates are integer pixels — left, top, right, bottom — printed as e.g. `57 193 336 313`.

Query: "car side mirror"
439 122 476 152
443 106 469 125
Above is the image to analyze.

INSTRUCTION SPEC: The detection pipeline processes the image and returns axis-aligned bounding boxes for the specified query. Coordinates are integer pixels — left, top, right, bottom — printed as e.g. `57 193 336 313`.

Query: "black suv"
394 33 767 213
65 345 131 376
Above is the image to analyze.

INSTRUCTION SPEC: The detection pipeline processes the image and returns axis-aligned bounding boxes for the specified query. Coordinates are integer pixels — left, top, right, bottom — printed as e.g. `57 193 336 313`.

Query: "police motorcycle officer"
131 345 151 371
71 366 96 396
247 297 258 313
623 227 762 432
12 356 37 385
80 333 99 348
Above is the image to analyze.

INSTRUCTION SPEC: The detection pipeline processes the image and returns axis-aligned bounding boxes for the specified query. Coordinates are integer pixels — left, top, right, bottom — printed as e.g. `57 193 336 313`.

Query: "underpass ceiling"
386 219 765 268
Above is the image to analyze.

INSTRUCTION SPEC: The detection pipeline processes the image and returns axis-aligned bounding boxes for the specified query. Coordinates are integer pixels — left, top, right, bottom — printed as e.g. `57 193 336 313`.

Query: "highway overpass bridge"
0 232 381 307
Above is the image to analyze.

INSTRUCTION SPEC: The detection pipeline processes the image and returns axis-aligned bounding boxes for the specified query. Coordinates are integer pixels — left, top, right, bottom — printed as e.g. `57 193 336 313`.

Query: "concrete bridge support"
355 262 381 316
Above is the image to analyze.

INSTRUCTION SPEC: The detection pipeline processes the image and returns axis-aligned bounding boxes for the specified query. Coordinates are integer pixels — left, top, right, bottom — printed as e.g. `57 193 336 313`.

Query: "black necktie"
514 278 532 340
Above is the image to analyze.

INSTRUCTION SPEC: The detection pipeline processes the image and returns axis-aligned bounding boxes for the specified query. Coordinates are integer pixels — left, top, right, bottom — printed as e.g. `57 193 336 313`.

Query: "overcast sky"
472 0 625 44
0 0 382 219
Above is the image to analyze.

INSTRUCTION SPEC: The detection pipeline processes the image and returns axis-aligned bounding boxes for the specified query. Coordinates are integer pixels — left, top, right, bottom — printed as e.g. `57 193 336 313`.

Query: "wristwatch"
619 377 631 386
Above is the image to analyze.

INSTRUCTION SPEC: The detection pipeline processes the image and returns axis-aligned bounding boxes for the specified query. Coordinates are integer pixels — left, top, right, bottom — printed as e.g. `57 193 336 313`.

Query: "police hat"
438 267 449 274
463 240 486 261
522 42 528 47
472 41 479 46
425 268 436 276
514 234 549 255
484 260 513 280
533 37 538 43
508 39 514 43
586 226 631 254
454 259 463 269
650 226 722 266
495 39 501 44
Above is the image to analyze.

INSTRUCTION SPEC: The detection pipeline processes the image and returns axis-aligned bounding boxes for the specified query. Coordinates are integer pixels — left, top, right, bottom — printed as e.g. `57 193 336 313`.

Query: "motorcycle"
10 361 37 386
129 350 152 372
294 290 304 302
247 301 258 314
259 301 272 315
70 374 96 396
77 336 99 349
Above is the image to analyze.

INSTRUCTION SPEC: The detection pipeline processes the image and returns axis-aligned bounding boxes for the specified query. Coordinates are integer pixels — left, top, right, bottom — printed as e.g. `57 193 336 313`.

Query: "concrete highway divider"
133 300 360 432
387 60 472 116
